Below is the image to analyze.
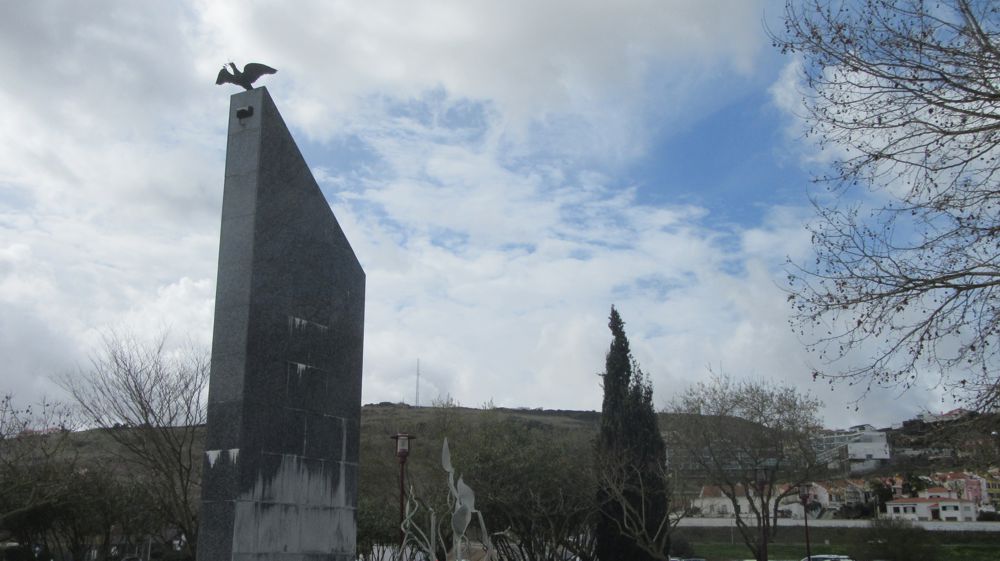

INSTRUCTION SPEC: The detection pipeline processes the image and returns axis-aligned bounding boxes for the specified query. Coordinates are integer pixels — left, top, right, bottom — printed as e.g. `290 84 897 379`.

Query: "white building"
815 480 867 511
693 485 790 517
776 482 830 519
815 424 890 474
692 485 752 517
885 487 976 522
693 484 824 519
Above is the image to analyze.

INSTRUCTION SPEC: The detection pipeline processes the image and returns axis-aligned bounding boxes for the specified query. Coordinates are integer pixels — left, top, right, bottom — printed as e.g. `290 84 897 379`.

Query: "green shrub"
670 535 695 558
849 518 940 561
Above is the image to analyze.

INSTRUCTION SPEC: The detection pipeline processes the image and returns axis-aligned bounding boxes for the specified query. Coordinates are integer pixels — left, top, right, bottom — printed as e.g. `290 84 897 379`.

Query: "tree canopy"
60 331 208 558
666 374 821 561
774 0 1000 410
595 307 670 561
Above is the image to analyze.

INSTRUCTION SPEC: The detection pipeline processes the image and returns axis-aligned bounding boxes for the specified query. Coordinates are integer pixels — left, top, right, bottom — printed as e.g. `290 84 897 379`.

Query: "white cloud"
321 97 891 423
194 0 768 155
0 0 952 428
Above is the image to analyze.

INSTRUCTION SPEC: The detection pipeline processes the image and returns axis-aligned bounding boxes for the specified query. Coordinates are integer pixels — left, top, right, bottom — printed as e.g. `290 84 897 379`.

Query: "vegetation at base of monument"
665 373 821 561
773 0 1000 412
595 307 671 561
7 471 162 561
59 331 209 560
460 409 598 561
357 401 600 561
0 395 74 548
0 396 72 520
0 394 169 560
396 438 497 561
357 492 399 561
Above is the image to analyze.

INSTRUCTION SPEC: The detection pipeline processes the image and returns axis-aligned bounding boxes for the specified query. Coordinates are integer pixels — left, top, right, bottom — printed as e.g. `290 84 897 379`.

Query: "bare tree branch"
0 395 76 542
665 373 821 561
772 0 1000 410
59 330 208 556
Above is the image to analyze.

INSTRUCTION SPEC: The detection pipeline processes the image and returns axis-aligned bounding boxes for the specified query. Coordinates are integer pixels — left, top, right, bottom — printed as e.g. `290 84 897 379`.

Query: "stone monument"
196 87 365 561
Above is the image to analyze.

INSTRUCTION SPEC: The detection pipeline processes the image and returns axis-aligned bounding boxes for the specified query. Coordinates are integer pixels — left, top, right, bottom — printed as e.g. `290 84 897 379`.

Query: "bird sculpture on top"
216 62 277 91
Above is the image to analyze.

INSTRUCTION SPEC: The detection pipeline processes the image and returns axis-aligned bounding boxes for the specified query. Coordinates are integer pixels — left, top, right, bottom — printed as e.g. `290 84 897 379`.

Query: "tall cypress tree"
595 306 669 561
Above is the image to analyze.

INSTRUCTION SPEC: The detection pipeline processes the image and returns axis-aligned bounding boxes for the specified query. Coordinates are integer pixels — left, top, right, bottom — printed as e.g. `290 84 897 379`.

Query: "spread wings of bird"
242 63 277 83
216 62 277 90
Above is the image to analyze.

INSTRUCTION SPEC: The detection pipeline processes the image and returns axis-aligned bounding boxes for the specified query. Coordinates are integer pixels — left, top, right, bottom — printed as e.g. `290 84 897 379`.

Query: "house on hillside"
985 472 1000 508
705 482 834 519
817 480 866 511
885 487 976 522
775 482 829 519
916 408 971 423
924 486 957 499
692 485 751 517
936 472 987 506
814 424 890 475
880 473 939 498
877 476 905 499
692 485 796 517
847 479 871 504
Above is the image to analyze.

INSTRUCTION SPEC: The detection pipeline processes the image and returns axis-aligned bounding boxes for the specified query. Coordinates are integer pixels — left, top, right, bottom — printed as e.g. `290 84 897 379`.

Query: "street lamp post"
392 433 414 549
799 483 813 561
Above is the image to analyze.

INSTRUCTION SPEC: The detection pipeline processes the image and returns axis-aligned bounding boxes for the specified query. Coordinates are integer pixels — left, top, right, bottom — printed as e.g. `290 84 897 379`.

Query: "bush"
670 535 695 558
977 511 1000 522
836 503 873 519
849 518 940 561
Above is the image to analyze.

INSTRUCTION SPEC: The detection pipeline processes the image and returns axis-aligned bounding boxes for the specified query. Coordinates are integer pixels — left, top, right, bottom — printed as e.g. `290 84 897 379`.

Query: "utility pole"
416 358 420 407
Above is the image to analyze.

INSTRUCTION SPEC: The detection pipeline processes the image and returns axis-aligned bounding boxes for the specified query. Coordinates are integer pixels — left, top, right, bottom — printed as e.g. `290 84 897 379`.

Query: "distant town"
684 407 999 523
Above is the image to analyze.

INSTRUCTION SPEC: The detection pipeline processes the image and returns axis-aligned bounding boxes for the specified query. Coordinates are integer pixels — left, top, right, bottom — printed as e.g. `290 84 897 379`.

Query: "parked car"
801 556 855 561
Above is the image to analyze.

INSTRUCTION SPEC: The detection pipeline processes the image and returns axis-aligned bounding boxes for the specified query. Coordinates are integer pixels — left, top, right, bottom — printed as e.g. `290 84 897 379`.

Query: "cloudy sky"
0 0 958 428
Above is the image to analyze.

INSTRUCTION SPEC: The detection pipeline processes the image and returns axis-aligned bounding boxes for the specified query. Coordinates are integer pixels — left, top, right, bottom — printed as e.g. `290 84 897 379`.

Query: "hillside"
63 404 995 480
59 403 605 488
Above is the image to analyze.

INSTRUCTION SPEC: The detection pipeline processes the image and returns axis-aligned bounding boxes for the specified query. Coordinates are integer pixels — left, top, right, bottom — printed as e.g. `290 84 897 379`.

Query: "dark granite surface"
197 87 364 560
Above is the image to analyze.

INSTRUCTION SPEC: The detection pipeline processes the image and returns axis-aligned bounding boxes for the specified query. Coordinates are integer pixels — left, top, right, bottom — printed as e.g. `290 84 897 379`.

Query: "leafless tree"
665 374 821 561
60 330 209 556
0 395 75 541
592 457 679 561
773 0 1000 410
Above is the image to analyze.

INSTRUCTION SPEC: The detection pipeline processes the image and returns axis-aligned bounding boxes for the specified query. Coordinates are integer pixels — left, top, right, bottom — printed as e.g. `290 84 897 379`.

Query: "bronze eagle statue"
216 62 277 91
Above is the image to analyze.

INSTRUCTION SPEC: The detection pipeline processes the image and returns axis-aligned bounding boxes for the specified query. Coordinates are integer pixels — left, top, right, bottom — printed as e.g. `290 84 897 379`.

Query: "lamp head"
392 433 414 461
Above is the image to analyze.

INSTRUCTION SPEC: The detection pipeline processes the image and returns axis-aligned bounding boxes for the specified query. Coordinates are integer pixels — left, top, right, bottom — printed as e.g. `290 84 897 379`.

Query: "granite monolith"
196 87 365 561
